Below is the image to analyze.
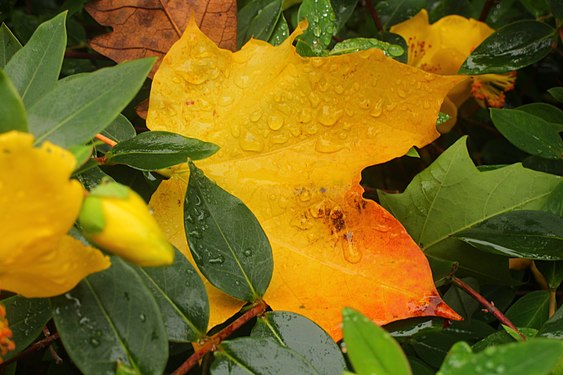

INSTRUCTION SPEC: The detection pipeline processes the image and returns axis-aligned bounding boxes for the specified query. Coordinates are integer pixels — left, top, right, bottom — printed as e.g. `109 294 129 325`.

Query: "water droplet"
234 74 251 88
89 337 100 347
423 100 430 109
359 98 371 109
315 137 344 153
370 99 384 117
267 115 284 130
209 255 225 264
397 89 406 98
243 248 253 257
298 111 312 124
271 130 289 144
334 85 344 94
308 92 321 107
172 77 181 84
318 105 343 126
239 131 264 152
189 230 202 239
250 110 262 122
218 96 234 106
139 313 146 322
299 189 311 202
304 123 319 135
342 232 362 263
230 123 240 138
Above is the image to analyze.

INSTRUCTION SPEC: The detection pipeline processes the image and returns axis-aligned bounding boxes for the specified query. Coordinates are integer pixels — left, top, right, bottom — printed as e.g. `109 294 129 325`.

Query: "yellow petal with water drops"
0 131 110 298
148 21 464 338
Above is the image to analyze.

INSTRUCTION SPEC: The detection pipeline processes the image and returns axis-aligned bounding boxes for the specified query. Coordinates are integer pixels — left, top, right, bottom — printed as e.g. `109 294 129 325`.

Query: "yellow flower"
391 10 516 130
0 304 14 363
79 182 174 267
0 131 110 297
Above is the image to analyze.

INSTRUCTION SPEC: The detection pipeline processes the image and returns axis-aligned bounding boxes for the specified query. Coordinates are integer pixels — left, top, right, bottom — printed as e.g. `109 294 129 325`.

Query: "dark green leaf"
1 296 51 361
473 328 538 352
105 131 219 171
517 103 563 126
459 20 555 74
29 58 154 148
133 248 209 343
68 144 92 169
455 210 563 261
444 320 496 341
379 137 560 283
5 12 66 107
490 108 563 160
411 331 460 368
0 23 22 68
386 318 443 340
520 0 550 17
238 0 283 48
343 308 411 375
52 258 168 375
296 0 336 56
443 278 480 319
212 337 319 374
329 37 404 58
331 0 359 32
101 114 136 144
539 304 563 339
376 0 426 30
505 291 550 329
268 14 290 46
535 261 563 289
548 87 563 103
474 285 516 323
408 357 434 375
548 0 563 20
185 162 273 301
0 68 27 133
251 311 345 375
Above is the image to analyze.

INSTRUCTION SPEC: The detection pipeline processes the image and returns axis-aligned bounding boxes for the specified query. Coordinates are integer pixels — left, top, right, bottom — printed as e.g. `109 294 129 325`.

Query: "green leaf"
438 339 563 375
4 12 66 107
535 260 563 289
1 296 51 361
0 68 27 133
517 103 563 126
211 337 319 374
28 58 154 147
101 114 136 144
133 248 209 343
379 137 561 283
68 144 93 169
411 332 461 368
343 308 412 375
329 37 404 58
296 0 336 56
548 87 563 103
490 108 563 160
376 0 426 30
251 311 345 374
505 291 550 329
238 0 283 48
185 162 273 301
105 131 219 171
472 328 538 352
459 20 555 74
443 278 480 319
331 0 359 32
455 210 563 261
268 14 290 46
0 23 22 68
539 304 563 339
52 258 168 375
406 147 420 158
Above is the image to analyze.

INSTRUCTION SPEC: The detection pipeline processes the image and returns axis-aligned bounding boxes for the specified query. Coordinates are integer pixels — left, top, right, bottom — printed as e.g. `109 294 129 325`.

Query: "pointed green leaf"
29 58 154 147
296 0 336 56
376 0 425 30
331 0 359 32
268 13 290 46
548 87 563 103
536 261 563 289
473 328 538 352
101 114 136 144
0 68 27 133
505 291 550 330
517 103 563 127
238 0 283 48
5 12 66 107
544 181 563 216
0 23 22 68
329 37 404 58
52 258 168 375
539 304 563 339
185 162 273 301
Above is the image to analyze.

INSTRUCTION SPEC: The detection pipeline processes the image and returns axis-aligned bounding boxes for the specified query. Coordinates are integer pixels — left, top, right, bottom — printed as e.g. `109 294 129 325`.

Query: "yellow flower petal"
0 131 110 297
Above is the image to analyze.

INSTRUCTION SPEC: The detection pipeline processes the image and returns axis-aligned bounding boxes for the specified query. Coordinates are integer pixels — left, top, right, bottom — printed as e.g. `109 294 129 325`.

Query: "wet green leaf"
329 37 404 58
505 291 550 329
0 68 27 133
268 13 290 46
0 23 21 68
331 0 359 32
238 0 283 47
473 328 538 352
411 331 460 368
539 304 563 339
459 20 555 74
376 0 426 30
185 162 273 301
296 0 336 56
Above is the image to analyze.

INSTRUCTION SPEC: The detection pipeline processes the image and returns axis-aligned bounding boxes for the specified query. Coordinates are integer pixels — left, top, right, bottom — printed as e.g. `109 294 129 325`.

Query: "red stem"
365 0 384 32
479 0 498 22
95 133 117 147
0 333 60 368
172 300 269 375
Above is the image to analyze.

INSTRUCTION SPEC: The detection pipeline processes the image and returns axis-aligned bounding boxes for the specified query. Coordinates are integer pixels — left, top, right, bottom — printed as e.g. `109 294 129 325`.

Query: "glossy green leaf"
472 328 538 352
548 87 563 103
185 162 273 301
329 37 404 58
490 108 563 160
1 296 51 361
406 147 420 158
268 13 290 46
443 278 480 319
0 23 22 68
444 320 496 341
505 291 550 329
238 0 283 48
28 58 154 147
386 318 443 340
536 261 563 289
517 103 563 126
105 131 219 171
331 0 359 32
101 114 136 144
251 311 345 374
5 12 66 107
455 210 563 260
68 144 93 169
343 308 412 375
408 357 434 375
296 0 336 56
211 337 319 374
133 248 209 343
539 304 563 339
438 339 563 375
52 258 168 375
0 68 27 133
411 331 460 368
376 0 426 30
459 20 555 74
379 137 561 283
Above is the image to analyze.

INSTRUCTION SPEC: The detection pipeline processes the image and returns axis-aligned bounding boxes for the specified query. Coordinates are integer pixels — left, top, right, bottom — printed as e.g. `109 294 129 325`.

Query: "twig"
43 327 63 365
95 133 117 147
479 0 499 22
364 0 384 32
172 300 269 375
0 333 60 368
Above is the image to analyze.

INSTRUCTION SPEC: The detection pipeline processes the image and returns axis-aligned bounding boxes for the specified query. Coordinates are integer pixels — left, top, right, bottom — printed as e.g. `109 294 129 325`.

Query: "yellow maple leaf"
147 21 464 338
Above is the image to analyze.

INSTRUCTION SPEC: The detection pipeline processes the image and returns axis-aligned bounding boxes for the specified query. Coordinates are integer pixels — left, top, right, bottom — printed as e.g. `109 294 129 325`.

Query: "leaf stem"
365 0 384 32
0 332 60 368
95 133 117 147
172 300 269 375
449 276 527 341
479 0 499 22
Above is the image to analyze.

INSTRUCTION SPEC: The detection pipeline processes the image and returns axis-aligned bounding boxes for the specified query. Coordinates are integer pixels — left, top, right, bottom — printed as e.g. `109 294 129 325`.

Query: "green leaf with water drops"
472 328 539 352
296 0 336 56
329 37 404 59
105 131 219 171
0 23 22 68
548 87 563 103
1 295 51 362
505 291 551 330
238 0 283 48
436 112 451 127
0 68 27 133
376 0 426 30
185 162 273 302
5 12 66 107
459 20 555 74
52 257 168 375
251 311 346 375
211 337 319 374
133 247 209 343
535 260 563 289
539 304 563 339
379 137 561 284
490 108 563 160
343 307 412 375
331 0 359 32
268 13 290 46
454 210 563 261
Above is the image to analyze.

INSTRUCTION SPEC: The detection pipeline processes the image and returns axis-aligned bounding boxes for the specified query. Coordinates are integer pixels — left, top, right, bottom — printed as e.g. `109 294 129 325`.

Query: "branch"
172 300 269 375
0 333 60 368
365 0 384 32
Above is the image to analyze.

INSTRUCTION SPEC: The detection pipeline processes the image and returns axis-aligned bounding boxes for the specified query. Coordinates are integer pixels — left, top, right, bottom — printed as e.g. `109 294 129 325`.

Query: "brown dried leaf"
85 0 237 77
